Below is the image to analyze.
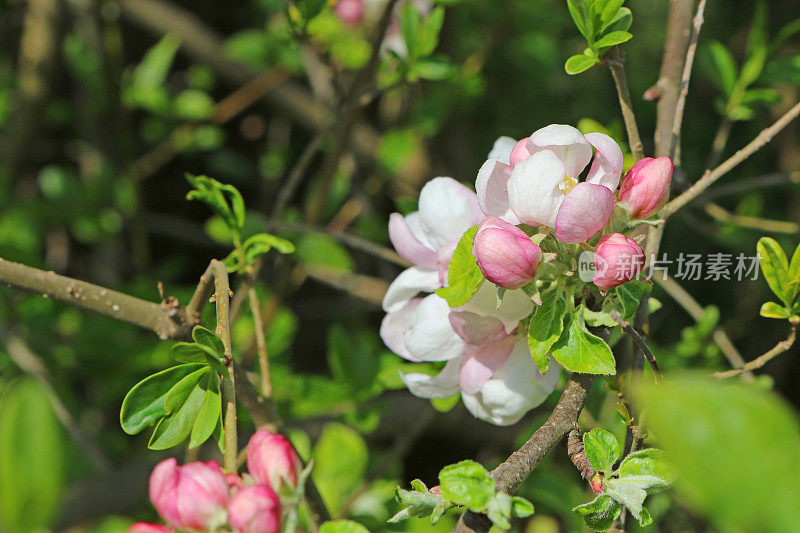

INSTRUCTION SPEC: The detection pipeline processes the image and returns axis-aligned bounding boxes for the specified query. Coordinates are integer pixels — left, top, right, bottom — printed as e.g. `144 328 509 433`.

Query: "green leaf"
327 324 379 393
582 307 617 327
583 428 620 473
760 301 791 319
551 312 616 374
599 0 624 28
528 288 568 373
192 325 225 356
638 373 800 533
741 2 768 86
613 280 651 321
510 496 535 518
604 475 663 523
486 491 512 530
601 6 632 33
770 18 800 55
757 237 791 306
572 494 621 532
410 57 453 81
149 368 210 450
171 341 227 375
565 54 598 75
435 226 485 307
189 372 221 449
594 30 632 49
172 89 215 121
418 7 445 57
318 520 370 533
120 363 205 434
567 0 593 43
616 448 675 490
295 233 355 272
438 460 496 512
131 33 180 91
401 2 422 59
787 241 800 305
706 41 737 97
0 380 64 532
313 423 368 515
186 174 246 232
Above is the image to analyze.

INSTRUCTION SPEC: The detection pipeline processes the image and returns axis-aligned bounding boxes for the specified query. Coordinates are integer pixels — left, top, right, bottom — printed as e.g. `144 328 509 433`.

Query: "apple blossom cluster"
130 429 301 533
381 124 673 425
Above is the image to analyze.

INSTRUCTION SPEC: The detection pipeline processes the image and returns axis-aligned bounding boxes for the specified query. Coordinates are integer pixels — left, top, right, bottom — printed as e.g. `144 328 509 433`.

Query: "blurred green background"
0 0 799 531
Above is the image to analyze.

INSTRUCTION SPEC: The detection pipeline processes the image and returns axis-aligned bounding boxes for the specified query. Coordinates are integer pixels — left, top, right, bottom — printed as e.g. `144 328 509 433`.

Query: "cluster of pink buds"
130 429 301 533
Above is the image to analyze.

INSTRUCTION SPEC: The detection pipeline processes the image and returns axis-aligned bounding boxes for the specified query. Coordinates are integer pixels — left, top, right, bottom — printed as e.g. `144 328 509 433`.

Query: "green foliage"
393 461 534 530
186 175 246 233
312 423 368 515
319 520 370 533
551 310 616 374
565 0 633 74
528 288 568 373
572 429 672 530
0 379 64 532
435 226 484 306
757 238 800 317
123 34 180 113
222 232 295 273
639 374 800 533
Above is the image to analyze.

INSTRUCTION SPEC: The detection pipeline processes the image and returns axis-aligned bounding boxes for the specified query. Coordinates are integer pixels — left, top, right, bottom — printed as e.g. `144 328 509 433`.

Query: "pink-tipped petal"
227 484 282 533
400 359 461 399
380 298 423 361
527 124 593 178
507 150 567 228
554 183 614 244
149 458 181 528
584 132 623 191
592 233 646 290
388 213 437 269
458 338 516 394
509 137 532 166
487 136 517 164
619 156 674 219
472 220 542 289
475 159 519 223
448 310 509 345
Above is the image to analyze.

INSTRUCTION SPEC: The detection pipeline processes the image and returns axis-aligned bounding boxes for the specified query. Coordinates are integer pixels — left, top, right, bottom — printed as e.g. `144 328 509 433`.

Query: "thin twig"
610 310 662 382
714 326 797 378
607 49 645 161
668 0 706 160
703 202 799 234
248 286 273 398
271 131 327 219
662 100 800 218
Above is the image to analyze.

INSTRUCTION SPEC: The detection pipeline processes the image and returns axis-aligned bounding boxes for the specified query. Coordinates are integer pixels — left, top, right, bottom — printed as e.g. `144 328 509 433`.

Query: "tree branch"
453 373 594 533
610 311 662 381
662 100 800 218
714 325 797 378
607 49 645 161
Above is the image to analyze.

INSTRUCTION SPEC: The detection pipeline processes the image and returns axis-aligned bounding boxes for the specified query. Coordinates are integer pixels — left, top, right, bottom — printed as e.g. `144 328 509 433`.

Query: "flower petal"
507 150 566 228
382 267 440 313
475 159 520 223
487 136 517 164
460 283 534 333
389 213 437 269
380 298 423 361
554 182 614 244
462 340 560 425
400 359 461 399
403 294 466 361
459 338 516 394
418 177 483 250
527 124 592 178
448 310 509 345
584 132 623 191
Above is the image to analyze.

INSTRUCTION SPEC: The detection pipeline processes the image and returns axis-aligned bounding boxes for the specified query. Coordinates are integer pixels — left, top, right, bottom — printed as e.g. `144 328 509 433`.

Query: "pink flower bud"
334 0 364 27
226 473 245 495
593 233 645 291
246 429 302 492
227 484 283 533
509 137 532 166
618 156 673 219
471 216 542 289
429 485 441 496
148 458 229 531
129 523 173 533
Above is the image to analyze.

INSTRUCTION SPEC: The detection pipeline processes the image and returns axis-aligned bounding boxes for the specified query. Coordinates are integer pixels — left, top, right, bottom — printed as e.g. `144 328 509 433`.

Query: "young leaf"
583 428 621 473
757 237 791 306
603 475 662 523
567 0 593 43
594 30 632 49
163 366 210 413
565 54 598 75
613 280 651 320
189 372 221 449
599 0 625 29
131 34 180 91
120 363 206 434
149 372 210 450
760 302 791 319
740 1 768 86
418 6 445 57
192 326 225 356
616 448 675 490
435 226 484 307
601 6 632 33
551 312 616 374
318 520 370 533
510 496 535 518
186 175 246 232
438 460 495 512
401 2 422 59
486 492 512 530
528 288 568 373
572 494 621 532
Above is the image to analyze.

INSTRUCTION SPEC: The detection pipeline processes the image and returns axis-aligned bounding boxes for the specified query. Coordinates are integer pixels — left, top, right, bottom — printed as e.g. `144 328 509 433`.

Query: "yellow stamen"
559 174 578 195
